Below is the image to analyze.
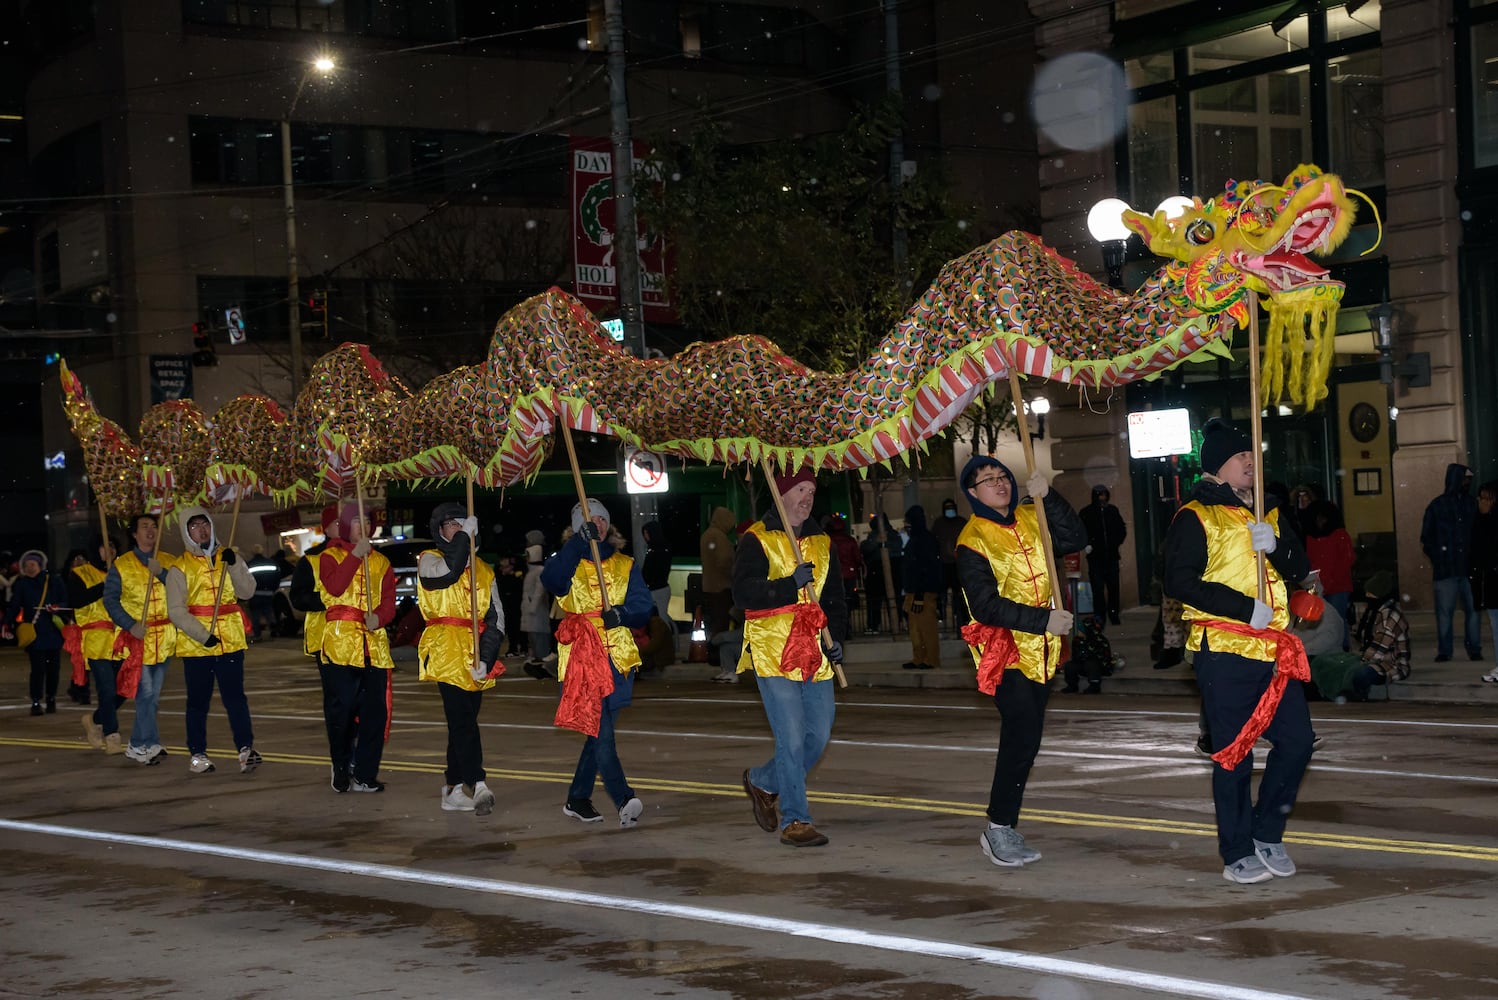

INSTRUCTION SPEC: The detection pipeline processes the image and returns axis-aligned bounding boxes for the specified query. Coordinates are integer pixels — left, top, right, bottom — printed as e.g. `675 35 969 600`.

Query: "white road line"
0 818 1323 1000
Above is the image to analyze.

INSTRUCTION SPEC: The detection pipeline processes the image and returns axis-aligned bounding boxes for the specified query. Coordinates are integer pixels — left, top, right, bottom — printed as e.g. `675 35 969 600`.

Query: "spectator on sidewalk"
1309 571 1410 701
699 507 738 661
932 498 968 628
1303 501 1355 652
1421 464 1481 663
900 504 943 670
1079 485 1127 626
1472 481 1498 683
641 521 672 626
861 513 902 633
826 514 864 626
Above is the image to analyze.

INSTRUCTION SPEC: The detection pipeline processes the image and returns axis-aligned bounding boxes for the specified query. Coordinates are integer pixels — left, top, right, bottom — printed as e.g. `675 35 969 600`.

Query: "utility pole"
281 116 303 400
605 0 646 359
884 1 919 511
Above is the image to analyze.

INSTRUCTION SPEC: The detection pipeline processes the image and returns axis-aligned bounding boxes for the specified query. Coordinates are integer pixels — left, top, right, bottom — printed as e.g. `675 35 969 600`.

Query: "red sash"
326 605 367 623
424 616 486 632
187 602 252 633
744 602 828 681
110 617 169 698
961 622 1021 695
65 620 114 684
1200 619 1310 769
553 612 614 737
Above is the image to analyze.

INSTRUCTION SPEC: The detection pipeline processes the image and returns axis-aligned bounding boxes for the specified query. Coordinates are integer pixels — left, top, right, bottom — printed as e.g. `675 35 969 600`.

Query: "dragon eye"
1185 219 1215 245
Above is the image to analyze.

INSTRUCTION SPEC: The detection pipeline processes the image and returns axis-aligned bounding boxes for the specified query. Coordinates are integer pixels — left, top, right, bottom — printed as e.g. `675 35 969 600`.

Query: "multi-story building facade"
1027 0 1496 610
17 0 1038 558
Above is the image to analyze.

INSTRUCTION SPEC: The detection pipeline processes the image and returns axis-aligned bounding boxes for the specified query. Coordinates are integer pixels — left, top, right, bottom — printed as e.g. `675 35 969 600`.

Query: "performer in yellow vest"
103 513 177 766
542 498 652 828
73 535 124 753
166 506 260 776
1163 418 1316 885
956 455 1084 868
417 502 506 816
734 468 848 848
289 504 339 665
315 503 396 794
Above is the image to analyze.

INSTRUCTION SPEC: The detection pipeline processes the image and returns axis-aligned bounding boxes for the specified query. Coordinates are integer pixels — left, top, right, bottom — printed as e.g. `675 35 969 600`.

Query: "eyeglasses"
970 476 1007 490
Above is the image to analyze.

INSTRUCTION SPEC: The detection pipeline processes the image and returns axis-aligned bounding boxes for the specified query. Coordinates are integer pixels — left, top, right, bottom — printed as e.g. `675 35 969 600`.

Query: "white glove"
1249 521 1277 554
363 611 380 630
470 660 490 683
352 540 372 559
1027 472 1049 500
1249 599 1273 630
1084 545 1093 555
460 516 478 538
1045 609 1074 635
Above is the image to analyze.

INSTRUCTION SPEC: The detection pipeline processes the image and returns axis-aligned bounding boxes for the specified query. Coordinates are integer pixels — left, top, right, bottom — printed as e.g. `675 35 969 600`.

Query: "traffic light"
307 290 326 315
191 321 217 367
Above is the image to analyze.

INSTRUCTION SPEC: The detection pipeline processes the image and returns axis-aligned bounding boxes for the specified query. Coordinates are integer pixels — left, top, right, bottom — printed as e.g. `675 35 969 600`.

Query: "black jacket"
955 490 1088 636
1080 495 1127 562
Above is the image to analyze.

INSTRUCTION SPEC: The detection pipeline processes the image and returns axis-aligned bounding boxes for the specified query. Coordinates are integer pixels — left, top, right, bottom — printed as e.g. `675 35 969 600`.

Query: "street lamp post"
1086 197 1132 290
282 56 334 400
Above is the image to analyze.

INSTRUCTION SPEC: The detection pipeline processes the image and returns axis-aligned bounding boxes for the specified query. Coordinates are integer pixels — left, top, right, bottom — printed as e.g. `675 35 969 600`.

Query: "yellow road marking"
9 735 1498 864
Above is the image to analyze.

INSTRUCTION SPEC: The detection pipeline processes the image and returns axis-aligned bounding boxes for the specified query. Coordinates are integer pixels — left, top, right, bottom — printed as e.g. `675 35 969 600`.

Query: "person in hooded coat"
165 507 260 775
699 506 739 658
900 505 943 670
956 456 1085 869
9 549 67 716
417 502 506 816
1163 418 1317 885
1421 462 1481 662
1079 484 1127 626
640 520 673 628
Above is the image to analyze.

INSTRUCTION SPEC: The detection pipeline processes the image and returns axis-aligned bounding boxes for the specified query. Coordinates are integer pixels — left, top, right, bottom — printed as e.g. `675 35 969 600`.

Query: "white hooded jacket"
166 505 256 646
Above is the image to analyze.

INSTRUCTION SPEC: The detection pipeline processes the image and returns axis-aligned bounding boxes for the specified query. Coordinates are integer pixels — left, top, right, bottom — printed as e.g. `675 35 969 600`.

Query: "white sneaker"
472 781 496 817
619 796 644 828
712 669 739 684
238 747 262 774
1482 668 1498 683
125 744 162 766
441 783 477 812
189 754 216 774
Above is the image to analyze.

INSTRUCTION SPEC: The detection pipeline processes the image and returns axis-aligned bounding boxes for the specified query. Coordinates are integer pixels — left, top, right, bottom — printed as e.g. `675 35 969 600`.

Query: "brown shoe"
742 769 779 832
779 821 829 847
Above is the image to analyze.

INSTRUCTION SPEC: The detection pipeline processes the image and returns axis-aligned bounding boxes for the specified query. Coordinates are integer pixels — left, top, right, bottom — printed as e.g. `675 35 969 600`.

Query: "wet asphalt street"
3 640 1497 1000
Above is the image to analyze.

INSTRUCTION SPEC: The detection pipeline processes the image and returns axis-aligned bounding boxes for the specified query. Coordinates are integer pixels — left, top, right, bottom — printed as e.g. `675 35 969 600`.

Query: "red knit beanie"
773 468 816 495
320 504 339 530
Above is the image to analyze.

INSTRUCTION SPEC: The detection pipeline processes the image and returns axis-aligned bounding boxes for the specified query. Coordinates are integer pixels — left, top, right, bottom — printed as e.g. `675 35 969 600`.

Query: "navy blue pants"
319 661 388 784
182 651 254 756
1196 641 1314 865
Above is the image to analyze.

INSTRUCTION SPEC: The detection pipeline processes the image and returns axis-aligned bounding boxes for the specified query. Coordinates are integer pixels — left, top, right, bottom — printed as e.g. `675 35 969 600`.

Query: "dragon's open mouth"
1234 190 1344 293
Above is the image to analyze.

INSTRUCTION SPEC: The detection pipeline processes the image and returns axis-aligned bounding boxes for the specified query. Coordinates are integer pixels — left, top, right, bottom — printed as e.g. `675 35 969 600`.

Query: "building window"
1191 71 1309 187
1328 49 1384 187
1128 95 1178 210
1475 20 1498 168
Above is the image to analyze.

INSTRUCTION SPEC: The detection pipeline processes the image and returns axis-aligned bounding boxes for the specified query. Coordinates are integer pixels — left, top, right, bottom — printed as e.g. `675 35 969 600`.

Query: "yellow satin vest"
71 563 117 660
303 551 327 658
556 553 641 681
416 554 497 692
957 509 1059 683
113 551 177 665
175 551 248 657
314 547 394 670
736 523 834 682
1179 502 1289 661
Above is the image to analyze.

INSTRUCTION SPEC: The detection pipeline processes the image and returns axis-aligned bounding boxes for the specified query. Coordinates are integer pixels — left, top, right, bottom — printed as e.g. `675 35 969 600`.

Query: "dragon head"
1122 164 1360 408
1122 164 1355 326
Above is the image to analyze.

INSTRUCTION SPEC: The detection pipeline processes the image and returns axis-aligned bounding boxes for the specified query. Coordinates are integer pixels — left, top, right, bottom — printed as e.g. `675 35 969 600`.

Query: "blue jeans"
130 660 169 749
567 676 635 809
1433 576 1481 659
89 658 127 736
182 651 254 755
749 674 835 828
